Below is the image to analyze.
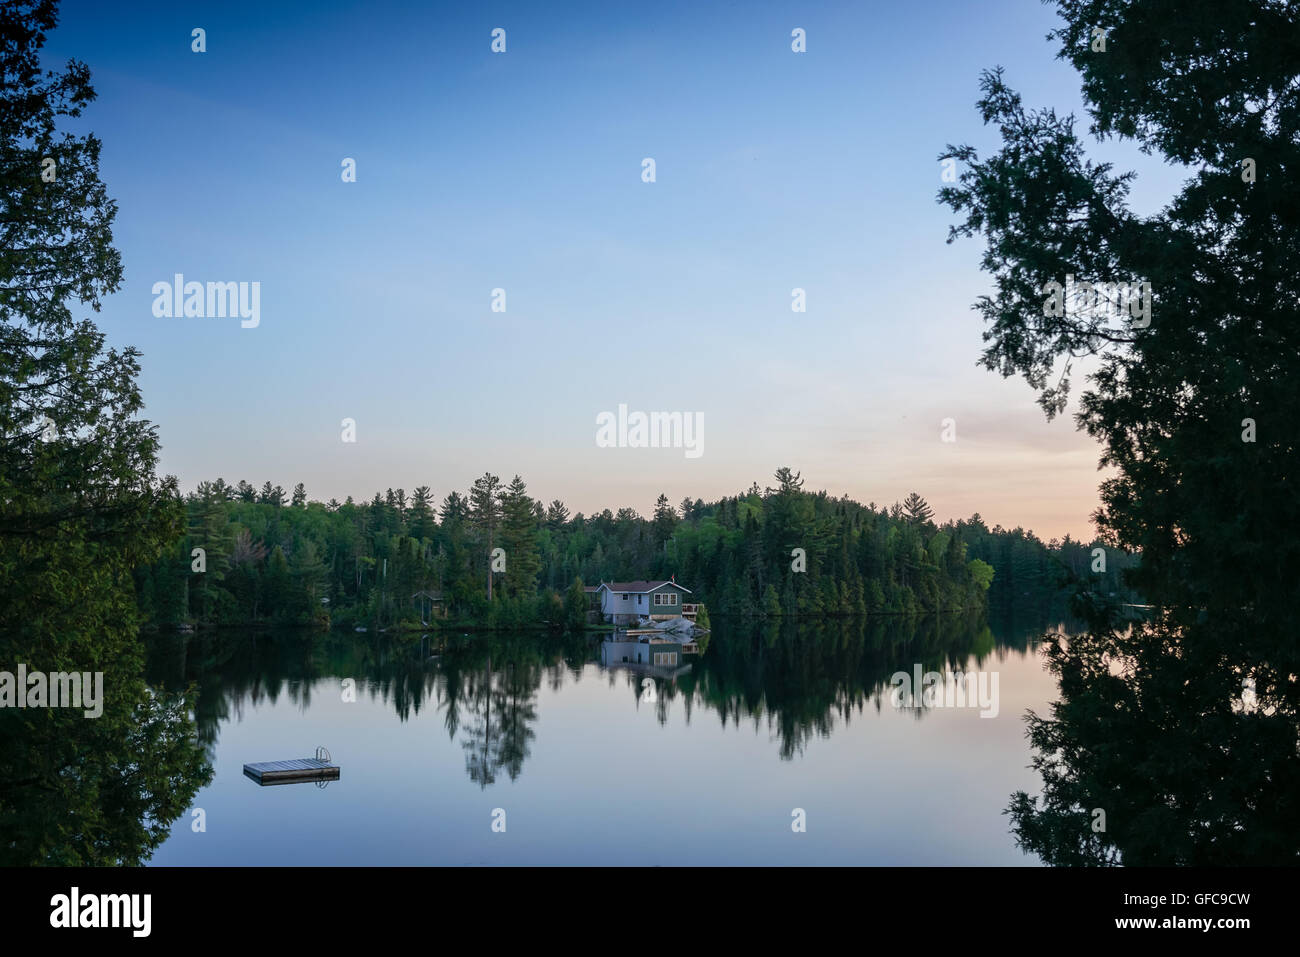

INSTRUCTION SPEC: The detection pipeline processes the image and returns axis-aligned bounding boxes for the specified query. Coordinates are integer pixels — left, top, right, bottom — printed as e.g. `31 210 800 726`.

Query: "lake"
144 613 1065 865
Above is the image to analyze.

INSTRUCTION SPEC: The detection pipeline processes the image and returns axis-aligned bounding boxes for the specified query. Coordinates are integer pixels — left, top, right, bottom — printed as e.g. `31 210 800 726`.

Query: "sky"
45 0 1188 541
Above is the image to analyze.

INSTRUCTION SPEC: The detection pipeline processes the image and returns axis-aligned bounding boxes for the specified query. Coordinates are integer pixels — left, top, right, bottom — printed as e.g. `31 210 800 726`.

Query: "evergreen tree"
468 473 502 599
290 539 328 621
563 577 588 632
263 545 291 618
498 475 541 599
652 493 677 546
942 0 1300 862
186 494 233 622
901 492 934 526
545 499 569 529
0 0 206 863
409 485 436 540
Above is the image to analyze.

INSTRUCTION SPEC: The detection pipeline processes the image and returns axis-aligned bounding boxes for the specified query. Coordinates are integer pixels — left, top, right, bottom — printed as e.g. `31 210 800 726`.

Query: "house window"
622 594 629 600
654 652 677 666
638 594 643 604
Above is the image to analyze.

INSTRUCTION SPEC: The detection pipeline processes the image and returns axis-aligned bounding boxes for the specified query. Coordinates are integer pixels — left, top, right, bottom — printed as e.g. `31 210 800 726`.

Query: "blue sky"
47 0 1186 539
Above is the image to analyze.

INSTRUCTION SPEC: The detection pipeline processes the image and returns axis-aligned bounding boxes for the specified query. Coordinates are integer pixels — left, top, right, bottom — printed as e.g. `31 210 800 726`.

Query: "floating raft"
243 757 340 786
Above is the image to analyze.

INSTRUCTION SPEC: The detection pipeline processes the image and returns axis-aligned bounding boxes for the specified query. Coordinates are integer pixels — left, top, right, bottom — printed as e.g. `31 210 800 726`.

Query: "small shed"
411 589 446 625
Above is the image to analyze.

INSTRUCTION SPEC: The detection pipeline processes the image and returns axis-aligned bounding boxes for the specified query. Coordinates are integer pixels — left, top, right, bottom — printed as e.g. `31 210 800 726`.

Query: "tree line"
132 467 1127 631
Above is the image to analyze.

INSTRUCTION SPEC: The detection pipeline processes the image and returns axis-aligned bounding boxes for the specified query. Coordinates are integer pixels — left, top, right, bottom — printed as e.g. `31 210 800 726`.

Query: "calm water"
145 614 1064 865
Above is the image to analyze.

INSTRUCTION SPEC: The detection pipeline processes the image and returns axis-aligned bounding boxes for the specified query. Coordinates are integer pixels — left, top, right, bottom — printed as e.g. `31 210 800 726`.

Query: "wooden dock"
243 757 340 786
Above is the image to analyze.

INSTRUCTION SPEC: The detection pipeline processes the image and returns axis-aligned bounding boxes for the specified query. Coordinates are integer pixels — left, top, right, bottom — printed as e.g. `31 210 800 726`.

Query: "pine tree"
499 475 541 600
468 473 502 599
901 492 934 526
545 499 570 529
652 493 677 547
186 495 233 622
409 486 436 540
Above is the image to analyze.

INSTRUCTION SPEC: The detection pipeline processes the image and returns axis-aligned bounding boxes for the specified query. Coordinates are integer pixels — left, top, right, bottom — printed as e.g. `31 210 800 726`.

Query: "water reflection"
1007 608 1300 865
145 629 590 791
20 604 1287 866
144 610 1039 782
7 612 1062 865
0 663 211 866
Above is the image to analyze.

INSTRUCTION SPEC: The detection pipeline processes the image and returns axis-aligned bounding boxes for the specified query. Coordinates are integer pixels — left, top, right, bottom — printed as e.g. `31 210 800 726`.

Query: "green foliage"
967 558 994 592
0 0 207 863
137 467 1101 629
902 492 934 526
762 584 782 618
943 0 1300 863
499 475 541 599
563 577 588 632
693 602 710 631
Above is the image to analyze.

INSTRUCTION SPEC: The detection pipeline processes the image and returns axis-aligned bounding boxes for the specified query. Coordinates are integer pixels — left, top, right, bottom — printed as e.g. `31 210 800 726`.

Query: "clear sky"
46 0 1186 541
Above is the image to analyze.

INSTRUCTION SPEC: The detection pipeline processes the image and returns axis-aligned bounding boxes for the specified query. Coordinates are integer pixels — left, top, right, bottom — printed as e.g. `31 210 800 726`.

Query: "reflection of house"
600 637 693 678
591 579 691 625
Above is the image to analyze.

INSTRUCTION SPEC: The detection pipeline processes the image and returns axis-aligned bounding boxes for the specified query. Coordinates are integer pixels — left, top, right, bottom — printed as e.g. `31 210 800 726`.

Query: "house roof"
595 580 692 594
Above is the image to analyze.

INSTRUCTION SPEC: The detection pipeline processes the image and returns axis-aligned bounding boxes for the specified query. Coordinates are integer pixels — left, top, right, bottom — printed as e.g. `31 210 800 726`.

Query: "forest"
5 0 1294 869
132 466 1137 632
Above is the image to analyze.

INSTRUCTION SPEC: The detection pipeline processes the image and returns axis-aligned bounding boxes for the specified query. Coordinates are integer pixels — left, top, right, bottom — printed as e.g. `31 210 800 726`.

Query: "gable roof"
595 580 692 595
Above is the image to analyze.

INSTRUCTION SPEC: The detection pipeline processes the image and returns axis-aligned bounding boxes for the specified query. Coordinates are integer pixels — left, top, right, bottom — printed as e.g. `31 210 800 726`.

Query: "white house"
590 579 692 625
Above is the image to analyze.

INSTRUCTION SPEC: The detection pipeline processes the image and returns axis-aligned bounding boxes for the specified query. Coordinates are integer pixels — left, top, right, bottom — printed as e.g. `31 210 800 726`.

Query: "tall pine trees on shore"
130 467 1115 630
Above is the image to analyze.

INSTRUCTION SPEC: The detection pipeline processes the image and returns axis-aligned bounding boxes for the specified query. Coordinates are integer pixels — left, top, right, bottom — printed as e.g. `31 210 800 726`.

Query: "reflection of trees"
458 667 501 788
0 670 210 865
456 659 539 789
146 629 582 790
1008 604 1300 865
675 611 1020 760
142 616 1052 795
437 635 578 789
146 629 453 759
